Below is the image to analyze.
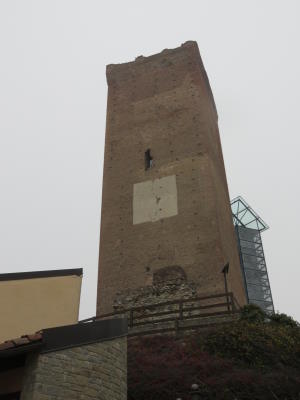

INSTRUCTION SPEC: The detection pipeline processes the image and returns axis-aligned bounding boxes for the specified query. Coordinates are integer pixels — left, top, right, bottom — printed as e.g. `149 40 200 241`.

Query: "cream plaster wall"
0 275 82 342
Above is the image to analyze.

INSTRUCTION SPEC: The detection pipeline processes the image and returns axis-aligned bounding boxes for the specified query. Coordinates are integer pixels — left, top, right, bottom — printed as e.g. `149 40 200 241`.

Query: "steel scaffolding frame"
231 197 274 314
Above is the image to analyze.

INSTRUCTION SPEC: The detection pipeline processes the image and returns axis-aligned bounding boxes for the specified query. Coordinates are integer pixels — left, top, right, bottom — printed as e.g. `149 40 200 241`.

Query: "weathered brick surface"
114 266 197 310
113 268 237 337
97 41 247 314
20 337 127 400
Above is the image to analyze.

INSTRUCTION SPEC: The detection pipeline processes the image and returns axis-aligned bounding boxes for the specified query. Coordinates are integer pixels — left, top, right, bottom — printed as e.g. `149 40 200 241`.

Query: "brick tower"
97 41 247 314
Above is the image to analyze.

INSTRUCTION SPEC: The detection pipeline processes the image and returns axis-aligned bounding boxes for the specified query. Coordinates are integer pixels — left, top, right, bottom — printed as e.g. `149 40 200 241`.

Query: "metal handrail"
79 292 239 326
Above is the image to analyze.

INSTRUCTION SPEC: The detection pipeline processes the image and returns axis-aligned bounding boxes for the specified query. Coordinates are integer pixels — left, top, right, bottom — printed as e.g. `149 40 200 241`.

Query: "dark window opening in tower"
145 149 153 170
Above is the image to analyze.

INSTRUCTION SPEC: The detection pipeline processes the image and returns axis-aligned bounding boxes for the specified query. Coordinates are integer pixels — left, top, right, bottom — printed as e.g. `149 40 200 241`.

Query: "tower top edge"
106 41 199 74
105 40 218 119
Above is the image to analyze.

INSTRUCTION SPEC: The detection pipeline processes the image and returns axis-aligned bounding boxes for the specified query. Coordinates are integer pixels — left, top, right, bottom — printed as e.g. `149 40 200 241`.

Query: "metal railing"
80 292 240 336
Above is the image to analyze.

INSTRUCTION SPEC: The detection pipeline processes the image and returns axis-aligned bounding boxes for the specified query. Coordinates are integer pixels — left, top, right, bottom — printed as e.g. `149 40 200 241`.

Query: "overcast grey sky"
0 1 299 321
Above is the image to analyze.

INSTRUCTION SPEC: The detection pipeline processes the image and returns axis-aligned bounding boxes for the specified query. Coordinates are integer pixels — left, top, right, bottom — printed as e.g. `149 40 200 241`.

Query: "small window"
145 149 153 170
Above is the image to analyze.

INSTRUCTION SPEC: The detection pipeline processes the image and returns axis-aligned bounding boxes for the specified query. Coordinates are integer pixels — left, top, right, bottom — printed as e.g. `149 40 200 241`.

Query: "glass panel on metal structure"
231 196 274 314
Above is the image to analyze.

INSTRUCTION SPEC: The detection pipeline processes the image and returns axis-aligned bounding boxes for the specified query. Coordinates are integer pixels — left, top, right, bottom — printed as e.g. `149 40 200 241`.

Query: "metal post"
230 292 236 312
221 262 230 311
129 310 133 328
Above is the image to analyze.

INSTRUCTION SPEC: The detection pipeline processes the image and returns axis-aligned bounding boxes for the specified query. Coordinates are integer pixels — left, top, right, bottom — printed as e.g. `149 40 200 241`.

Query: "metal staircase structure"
231 196 274 314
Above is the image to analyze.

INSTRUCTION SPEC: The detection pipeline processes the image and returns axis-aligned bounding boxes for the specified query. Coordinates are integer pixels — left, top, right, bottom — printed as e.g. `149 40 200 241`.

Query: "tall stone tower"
97 41 247 314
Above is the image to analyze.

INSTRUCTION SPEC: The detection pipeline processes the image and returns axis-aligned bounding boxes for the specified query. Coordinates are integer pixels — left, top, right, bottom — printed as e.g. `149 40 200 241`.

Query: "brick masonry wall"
97 41 247 314
20 337 127 400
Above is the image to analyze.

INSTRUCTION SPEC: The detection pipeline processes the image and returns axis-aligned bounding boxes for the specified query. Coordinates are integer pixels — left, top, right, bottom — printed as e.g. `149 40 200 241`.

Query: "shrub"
128 332 300 400
270 312 299 328
239 304 266 323
128 311 300 400
203 321 300 368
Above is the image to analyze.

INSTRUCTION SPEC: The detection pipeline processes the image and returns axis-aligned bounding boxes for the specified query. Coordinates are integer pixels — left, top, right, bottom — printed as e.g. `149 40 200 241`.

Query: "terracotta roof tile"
0 332 43 353
0 341 14 351
27 333 43 341
12 337 30 346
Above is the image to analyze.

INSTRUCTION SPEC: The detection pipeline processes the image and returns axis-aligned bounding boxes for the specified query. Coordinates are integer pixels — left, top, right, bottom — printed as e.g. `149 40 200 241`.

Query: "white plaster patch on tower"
133 175 178 225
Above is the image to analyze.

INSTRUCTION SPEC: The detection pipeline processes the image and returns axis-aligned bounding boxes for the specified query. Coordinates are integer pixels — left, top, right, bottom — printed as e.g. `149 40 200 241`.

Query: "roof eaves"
0 268 83 282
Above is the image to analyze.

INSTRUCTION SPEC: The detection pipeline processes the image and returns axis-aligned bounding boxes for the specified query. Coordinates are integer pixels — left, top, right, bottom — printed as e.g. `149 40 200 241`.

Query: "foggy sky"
0 0 299 320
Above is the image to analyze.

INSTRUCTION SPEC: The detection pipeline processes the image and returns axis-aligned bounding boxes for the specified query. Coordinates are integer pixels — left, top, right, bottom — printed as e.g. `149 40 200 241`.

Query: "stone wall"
112 266 237 338
21 337 127 400
114 266 197 310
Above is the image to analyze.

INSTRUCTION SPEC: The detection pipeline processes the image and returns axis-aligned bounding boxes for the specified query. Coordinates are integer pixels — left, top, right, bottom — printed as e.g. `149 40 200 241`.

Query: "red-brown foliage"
128 330 300 400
